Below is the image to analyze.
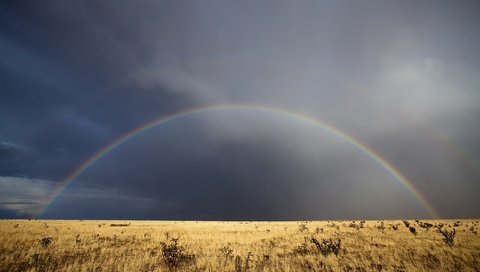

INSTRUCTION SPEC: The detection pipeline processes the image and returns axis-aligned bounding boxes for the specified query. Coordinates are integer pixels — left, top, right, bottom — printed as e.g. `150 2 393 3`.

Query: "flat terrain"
0 219 479 271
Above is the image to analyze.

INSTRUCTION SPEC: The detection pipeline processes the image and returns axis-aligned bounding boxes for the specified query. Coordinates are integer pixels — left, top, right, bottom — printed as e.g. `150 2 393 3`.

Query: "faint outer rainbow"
37 104 440 218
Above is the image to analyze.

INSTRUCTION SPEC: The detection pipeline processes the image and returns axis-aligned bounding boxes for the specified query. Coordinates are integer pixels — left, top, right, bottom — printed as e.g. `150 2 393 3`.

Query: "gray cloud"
0 176 52 217
0 0 479 219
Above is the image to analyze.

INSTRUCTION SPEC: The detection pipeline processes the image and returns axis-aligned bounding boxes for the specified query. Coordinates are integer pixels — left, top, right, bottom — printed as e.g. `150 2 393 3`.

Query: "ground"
0 219 479 271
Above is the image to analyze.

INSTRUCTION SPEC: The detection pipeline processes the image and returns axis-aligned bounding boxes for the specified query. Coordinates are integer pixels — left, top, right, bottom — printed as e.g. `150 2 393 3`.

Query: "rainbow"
37 104 440 218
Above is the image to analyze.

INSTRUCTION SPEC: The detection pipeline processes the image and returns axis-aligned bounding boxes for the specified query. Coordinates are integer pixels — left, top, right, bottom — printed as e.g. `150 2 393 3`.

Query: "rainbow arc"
37 104 439 219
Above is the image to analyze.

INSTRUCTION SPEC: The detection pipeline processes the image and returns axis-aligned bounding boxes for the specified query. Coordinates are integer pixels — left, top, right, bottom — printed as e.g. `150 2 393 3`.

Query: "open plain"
0 219 479 271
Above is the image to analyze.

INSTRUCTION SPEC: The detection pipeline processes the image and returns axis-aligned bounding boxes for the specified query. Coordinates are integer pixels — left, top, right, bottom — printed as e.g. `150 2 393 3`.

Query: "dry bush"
160 236 196 268
39 237 53 248
292 241 310 256
348 221 362 230
219 244 234 265
110 223 130 227
298 223 308 233
376 221 386 232
390 223 399 231
417 221 433 231
409 226 417 236
234 252 253 272
438 228 456 247
309 236 341 256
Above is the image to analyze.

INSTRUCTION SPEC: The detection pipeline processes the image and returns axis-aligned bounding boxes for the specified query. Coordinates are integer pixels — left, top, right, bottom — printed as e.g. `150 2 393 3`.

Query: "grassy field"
0 219 479 271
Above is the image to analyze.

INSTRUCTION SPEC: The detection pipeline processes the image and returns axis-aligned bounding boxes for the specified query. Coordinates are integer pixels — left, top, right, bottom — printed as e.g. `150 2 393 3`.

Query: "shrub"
409 226 417 236
376 222 386 232
219 244 234 265
348 222 361 230
298 224 308 233
418 222 433 231
469 226 477 235
110 223 130 227
160 237 196 268
235 256 242 272
326 222 337 228
39 237 53 248
234 252 253 272
309 236 341 256
293 242 310 256
439 228 456 247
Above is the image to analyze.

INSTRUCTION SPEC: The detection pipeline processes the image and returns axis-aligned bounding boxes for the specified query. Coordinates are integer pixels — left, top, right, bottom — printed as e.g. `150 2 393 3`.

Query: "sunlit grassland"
1 219 479 271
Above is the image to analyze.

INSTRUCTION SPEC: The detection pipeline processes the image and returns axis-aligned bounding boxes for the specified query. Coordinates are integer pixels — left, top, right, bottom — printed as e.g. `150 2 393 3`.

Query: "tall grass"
0 219 479 271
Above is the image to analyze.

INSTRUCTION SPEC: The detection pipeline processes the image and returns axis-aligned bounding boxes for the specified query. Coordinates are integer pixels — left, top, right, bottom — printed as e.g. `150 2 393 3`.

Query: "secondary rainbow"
37 104 440 218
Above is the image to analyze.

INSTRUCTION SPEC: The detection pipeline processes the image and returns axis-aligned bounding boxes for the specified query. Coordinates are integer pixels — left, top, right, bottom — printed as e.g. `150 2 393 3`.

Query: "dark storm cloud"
52 114 427 220
0 0 196 179
0 141 31 176
0 141 23 158
1 1 479 219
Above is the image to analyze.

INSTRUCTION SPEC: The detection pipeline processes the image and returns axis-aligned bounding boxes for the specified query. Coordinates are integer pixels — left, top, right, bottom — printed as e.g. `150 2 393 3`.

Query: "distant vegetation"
1 219 479 271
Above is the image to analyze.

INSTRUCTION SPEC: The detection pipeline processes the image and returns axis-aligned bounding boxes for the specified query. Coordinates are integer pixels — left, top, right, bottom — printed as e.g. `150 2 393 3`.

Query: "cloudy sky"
1 1 479 220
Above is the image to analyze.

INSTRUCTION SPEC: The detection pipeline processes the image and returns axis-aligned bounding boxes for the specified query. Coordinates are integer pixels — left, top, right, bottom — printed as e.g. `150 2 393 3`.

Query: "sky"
1 0 479 220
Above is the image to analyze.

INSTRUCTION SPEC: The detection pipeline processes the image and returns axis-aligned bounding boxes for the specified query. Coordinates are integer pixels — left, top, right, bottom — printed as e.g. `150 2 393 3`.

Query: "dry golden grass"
1 219 479 271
